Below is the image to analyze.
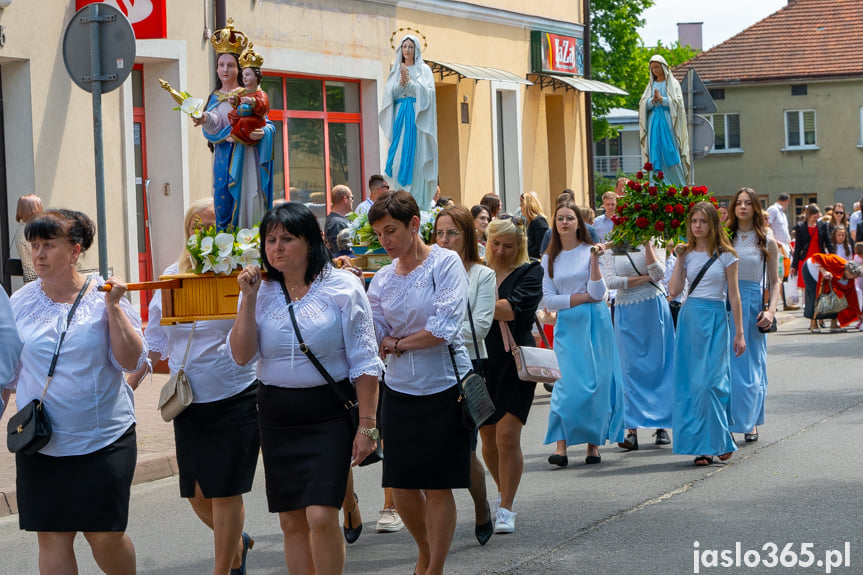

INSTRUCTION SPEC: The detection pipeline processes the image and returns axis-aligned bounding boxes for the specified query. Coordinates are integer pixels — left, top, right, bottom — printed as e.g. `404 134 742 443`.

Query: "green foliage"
590 0 697 141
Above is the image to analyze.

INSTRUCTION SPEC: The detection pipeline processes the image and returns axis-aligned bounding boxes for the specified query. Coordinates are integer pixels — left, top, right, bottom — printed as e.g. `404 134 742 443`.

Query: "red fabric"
812 253 861 326
228 89 269 146
798 225 821 288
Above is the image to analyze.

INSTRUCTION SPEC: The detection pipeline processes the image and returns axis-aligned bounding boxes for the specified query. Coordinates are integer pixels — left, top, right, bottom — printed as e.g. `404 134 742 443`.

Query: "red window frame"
264 73 365 210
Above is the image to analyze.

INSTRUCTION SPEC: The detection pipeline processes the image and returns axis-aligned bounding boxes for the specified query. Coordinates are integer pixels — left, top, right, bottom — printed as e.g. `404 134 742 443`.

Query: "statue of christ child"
228 43 270 146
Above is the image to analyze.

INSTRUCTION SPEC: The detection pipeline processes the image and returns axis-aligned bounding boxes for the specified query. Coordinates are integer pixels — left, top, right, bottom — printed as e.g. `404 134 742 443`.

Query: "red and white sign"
75 0 167 40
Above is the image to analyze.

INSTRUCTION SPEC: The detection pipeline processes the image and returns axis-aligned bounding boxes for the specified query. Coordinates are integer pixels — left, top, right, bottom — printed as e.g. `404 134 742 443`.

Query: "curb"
0 452 179 518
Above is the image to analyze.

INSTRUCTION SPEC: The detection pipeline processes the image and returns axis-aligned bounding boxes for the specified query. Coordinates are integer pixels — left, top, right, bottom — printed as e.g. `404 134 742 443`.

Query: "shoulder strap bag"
448 301 495 429
279 281 382 466
758 257 778 333
157 322 197 421
8 276 91 454
499 314 560 385
687 252 719 296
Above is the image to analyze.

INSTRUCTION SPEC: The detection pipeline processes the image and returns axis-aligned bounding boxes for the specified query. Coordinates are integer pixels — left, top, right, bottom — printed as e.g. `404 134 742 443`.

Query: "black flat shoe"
744 432 758 443
547 453 568 467
654 428 671 445
618 431 638 451
474 502 493 546
585 454 601 464
344 493 362 544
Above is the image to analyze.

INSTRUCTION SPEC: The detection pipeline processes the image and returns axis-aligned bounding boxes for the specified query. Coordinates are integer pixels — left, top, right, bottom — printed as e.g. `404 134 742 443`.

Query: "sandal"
718 451 733 461
693 455 714 466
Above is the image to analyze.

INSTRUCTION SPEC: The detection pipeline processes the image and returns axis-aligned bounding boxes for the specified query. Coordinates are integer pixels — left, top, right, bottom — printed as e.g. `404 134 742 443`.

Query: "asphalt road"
1 316 860 575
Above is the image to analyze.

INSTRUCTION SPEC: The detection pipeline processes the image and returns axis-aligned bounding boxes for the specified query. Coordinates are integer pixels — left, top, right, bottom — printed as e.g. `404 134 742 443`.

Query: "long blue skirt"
614 294 674 429
544 302 625 447
729 280 767 433
672 298 737 456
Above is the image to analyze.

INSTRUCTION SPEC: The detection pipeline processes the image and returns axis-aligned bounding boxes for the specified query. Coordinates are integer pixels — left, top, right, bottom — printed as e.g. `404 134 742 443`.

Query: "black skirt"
17 424 137 532
381 383 470 490
257 383 354 513
173 382 260 498
483 348 536 426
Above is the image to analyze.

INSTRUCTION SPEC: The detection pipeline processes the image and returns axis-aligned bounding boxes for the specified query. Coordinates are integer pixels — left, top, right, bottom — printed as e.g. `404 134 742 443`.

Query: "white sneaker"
491 493 501 518
494 507 516 534
375 508 404 533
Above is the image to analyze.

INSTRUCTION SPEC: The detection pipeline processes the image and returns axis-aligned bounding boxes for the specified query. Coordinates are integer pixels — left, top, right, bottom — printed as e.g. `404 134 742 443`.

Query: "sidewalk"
0 373 179 517
0 307 805 517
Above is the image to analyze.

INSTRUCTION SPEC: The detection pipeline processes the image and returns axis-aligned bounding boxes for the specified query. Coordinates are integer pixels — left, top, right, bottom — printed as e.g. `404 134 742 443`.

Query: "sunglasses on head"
498 214 526 227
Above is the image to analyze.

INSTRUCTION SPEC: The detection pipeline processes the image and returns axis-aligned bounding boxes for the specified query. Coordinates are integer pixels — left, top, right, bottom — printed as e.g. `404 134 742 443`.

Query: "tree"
590 1 697 141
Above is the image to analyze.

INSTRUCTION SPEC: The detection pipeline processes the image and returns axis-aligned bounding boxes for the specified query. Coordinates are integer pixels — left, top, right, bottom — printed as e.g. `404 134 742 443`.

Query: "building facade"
0 0 623 307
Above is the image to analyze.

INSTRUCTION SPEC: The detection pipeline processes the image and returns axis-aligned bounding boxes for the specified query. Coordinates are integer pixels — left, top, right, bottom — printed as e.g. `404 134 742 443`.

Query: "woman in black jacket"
791 204 833 277
521 192 549 259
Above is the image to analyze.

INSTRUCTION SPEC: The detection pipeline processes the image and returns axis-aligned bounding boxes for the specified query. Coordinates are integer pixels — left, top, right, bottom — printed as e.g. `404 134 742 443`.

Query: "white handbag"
499 316 560 384
157 323 196 422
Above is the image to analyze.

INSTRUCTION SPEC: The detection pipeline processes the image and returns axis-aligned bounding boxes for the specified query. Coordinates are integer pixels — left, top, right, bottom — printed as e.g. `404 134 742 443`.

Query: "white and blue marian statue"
380 35 438 209
638 54 690 187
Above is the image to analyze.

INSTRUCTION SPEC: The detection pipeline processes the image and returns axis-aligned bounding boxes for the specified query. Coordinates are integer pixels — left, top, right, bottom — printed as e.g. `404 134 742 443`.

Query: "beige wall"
695 81 863 208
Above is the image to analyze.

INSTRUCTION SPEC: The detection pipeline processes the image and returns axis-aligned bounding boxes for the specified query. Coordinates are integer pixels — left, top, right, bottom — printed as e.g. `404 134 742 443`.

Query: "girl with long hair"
725 188 780 444
669 202 745 466
542 202 625 466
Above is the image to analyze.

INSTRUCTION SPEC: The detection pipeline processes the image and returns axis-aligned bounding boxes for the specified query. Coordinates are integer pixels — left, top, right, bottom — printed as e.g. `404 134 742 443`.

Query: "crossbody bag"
447 300 495 429
157 322 197 421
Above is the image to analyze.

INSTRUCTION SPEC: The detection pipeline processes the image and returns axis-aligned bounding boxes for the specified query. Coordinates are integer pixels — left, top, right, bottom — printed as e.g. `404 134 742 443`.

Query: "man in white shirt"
592 191 617 242
766 193 796 309
355 174 389 216
850 197 863 242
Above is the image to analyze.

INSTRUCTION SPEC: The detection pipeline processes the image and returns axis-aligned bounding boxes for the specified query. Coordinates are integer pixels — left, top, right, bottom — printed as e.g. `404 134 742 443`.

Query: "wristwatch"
357 426 380 440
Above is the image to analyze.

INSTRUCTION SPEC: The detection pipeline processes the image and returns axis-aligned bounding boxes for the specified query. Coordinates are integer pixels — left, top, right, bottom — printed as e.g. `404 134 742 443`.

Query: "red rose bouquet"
607 163 717 247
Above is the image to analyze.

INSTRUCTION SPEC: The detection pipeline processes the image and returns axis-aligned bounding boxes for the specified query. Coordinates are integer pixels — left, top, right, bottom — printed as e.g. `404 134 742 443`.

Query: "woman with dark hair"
366 190 471 574
128 198 260 574
726 188 780 444
831 226 852 261
471 204 491 252
479 215 543 535
543 202 624 466
230 202 381 575
9 209 146 573
792 203 833 306
669 202 745 466
193 21 275 230
830 202 849 231
434 205 495 545
480 193 501 220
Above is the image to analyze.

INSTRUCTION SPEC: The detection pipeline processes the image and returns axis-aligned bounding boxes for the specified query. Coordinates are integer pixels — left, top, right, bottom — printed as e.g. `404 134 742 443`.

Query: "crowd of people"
3 183 863 575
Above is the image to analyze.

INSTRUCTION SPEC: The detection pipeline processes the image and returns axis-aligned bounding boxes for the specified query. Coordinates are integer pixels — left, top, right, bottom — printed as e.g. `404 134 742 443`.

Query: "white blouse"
683 251 738 301
229 266 382 388
145 263 256 403
734 228 774 283
541 244 608 311
367 245 472 396
602 246 667 305
10 276 147 456
463 263 495 360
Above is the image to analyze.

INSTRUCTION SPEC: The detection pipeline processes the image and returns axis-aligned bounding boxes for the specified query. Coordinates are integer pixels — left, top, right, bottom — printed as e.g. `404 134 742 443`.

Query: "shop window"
784 110 816 149
707 113 741 151
264 74 363 211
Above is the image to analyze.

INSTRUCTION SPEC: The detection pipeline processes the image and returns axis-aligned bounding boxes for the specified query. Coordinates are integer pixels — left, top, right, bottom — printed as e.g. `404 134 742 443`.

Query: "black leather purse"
448 301 496 430
8 277 91 455
758 258 778 333
280 281 383 466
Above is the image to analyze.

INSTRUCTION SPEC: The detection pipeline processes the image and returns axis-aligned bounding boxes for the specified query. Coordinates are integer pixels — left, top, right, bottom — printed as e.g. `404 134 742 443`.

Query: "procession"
1 1 862 574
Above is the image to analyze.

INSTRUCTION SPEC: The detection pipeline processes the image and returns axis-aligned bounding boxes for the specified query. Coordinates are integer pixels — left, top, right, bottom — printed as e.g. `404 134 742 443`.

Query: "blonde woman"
521 193 548 259
12 194 44 283
480 215 543 534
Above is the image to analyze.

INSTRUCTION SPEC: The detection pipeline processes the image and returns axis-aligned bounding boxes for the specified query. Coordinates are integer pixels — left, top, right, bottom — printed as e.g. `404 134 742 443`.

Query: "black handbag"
448 301 496 430
7 277 91 455
280 281 382 467
758 258 778 333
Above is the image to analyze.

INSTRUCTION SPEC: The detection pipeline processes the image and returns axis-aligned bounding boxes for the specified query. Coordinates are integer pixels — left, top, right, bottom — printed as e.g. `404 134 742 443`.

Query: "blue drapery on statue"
385 97 417 188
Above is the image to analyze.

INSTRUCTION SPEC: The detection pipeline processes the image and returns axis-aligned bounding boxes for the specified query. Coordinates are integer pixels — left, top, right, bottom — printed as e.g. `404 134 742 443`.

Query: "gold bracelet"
394 338 402 357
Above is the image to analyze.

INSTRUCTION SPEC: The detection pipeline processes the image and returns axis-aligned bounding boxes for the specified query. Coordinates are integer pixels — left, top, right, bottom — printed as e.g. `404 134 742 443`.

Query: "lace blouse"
229 266 382 389
602 246 667 305
541 244 608 311
367 245 472 396
145 263 256 403
9 276 147 456
734 228 774 284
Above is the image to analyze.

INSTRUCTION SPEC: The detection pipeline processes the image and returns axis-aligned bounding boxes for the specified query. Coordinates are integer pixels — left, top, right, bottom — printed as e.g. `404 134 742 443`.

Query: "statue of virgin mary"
379 35 438 209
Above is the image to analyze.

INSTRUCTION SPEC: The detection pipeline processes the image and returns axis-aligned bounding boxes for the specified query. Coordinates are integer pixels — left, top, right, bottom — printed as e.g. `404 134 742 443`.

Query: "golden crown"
210 18 248 55
239 43 264 69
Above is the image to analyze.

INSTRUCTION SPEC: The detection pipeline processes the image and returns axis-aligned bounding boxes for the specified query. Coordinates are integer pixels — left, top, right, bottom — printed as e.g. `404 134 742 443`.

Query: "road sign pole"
88 3 109 278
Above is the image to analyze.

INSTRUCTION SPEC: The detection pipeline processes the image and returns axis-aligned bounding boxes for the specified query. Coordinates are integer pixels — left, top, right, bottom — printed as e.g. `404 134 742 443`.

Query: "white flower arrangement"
187 226 261 274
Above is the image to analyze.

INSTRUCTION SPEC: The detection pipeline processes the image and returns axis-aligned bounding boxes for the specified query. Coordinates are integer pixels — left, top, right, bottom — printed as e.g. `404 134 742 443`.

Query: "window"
709 88 725 100
785 110 816 148
791 84 807 96
262 74 363 211
707 113 741 151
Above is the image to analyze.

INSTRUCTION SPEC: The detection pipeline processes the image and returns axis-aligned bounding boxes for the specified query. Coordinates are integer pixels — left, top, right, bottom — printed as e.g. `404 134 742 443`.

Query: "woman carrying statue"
193 20 275 231
639 55 690 187
380 35 438 210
